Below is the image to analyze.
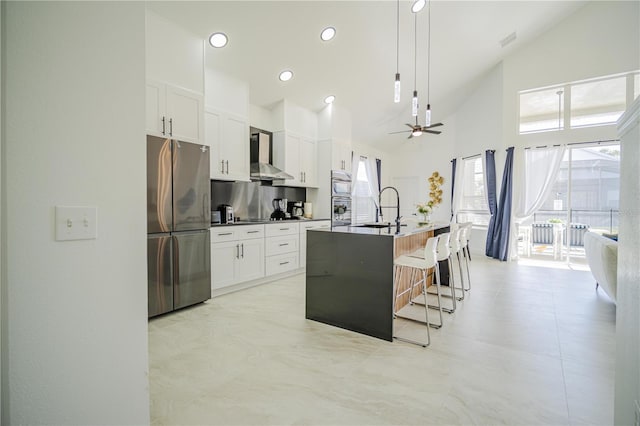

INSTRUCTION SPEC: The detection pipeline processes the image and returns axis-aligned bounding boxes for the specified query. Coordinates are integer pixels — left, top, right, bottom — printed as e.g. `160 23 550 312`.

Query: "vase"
421 212 431 223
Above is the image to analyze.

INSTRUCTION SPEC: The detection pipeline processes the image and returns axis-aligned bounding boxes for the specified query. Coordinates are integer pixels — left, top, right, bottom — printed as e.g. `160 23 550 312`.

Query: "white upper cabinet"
204 68 250 181
330 139 353 172
145 11 204 143
270 100 318 188
273 131 317 187
146 80 204 144
206 108 249 181
318 104 353 173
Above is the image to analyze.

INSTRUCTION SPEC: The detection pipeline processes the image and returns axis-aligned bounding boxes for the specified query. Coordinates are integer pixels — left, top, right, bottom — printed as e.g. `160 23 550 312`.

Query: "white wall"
146 9 204 93
205 68 249 118
385 114 456 225
3 2 149 424
0 1 4 421
249 104 275 131
388 1 639 256
615 97 640 426
502 1 640 149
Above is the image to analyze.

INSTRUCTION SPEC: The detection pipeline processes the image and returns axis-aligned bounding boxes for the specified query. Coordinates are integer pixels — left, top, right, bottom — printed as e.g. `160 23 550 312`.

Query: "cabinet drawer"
299 220 331 233
265 252 299 276
265 235 299 256
211 227 238 243
237 225 264 240
265 223 299 237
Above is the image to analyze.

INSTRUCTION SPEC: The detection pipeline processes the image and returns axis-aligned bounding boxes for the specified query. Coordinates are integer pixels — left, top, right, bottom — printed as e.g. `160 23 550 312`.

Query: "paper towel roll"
303 202 313 218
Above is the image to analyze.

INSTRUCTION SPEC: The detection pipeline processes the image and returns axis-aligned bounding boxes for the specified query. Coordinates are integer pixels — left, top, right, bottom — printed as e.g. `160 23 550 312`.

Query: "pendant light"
393 0 401 103
425 0 432 126
411 13 419 117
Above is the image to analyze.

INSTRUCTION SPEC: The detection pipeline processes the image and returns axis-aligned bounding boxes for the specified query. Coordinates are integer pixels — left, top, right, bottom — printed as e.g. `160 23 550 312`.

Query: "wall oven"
331 170 352 198
331 170 352 227
331 197 352 227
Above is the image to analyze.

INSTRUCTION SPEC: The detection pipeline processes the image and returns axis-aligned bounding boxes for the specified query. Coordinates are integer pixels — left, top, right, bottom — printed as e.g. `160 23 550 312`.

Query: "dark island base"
305 224 451 342
305 231 395 341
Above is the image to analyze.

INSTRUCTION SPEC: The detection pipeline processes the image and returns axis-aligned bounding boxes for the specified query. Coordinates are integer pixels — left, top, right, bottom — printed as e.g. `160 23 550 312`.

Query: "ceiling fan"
390 118 443 139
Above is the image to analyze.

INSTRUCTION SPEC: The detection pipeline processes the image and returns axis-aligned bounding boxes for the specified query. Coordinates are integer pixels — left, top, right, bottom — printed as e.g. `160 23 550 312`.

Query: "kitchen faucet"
378 186 401 234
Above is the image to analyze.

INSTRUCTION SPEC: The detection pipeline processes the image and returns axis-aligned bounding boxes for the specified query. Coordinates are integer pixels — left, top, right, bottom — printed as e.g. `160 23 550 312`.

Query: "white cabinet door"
211 241 238 290
236 238 264 282
220 114 249 181
332 142 352 172
146 80 204 144
300 137 317 187
146 80 166 138
166 84 204 144
273 131 301 186
206 109 224 179
206 108 249 181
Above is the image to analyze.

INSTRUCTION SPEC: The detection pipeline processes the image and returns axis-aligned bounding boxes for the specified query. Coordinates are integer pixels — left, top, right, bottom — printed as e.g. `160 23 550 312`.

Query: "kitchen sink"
356 223 391 228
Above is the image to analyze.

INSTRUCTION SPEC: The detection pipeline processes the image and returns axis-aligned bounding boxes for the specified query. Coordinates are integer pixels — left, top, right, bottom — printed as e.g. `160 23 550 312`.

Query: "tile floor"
148 255 616 425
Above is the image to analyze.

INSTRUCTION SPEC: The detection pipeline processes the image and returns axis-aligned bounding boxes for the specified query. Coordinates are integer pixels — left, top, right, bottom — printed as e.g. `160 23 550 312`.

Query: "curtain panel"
487 147 514 261
483 150 498 256
508 145 566 259
450 158 457 220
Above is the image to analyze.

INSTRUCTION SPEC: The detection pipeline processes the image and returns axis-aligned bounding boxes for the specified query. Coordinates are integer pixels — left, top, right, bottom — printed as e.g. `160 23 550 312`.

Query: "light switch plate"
55 206 98 241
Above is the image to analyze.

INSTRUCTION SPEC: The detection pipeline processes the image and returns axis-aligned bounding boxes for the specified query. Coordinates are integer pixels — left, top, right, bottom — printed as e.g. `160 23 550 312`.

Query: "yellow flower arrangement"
416 171 445 218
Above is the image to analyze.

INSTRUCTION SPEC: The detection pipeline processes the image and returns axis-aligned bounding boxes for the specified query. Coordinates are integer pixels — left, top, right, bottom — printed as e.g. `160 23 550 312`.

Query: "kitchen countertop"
311 221 449 237
211 218 330 227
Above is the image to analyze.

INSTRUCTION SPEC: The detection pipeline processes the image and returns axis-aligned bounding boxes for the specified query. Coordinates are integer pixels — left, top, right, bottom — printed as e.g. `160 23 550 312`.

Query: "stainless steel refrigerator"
147 135 211 318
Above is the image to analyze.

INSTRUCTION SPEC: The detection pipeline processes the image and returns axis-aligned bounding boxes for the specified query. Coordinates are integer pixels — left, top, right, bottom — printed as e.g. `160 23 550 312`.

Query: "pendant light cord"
414 13 417 91
427 0 431 105
396 0 400 74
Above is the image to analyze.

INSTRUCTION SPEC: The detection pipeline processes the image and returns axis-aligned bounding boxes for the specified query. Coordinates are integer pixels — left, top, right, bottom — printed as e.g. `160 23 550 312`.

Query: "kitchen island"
305 222 450 341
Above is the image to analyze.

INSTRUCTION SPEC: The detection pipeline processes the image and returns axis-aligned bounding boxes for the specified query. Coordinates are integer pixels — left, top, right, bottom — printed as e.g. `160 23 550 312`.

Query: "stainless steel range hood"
250 131 293 180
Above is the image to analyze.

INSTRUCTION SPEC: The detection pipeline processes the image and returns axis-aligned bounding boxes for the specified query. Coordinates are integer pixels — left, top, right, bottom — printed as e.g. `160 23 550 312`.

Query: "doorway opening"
518 142 620 269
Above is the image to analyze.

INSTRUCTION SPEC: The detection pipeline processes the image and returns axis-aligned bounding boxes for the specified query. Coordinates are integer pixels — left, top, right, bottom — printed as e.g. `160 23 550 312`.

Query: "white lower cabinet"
265 223 299 275
266 252 299 276
299 220 331 268
211 225 264 290
211 221 329 291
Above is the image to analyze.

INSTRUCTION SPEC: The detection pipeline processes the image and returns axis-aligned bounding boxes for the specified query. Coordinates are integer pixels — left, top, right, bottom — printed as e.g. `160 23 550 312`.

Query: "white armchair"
583 231 618 304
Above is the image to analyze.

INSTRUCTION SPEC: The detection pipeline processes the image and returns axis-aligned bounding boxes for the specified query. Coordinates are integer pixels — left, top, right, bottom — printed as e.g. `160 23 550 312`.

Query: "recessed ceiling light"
279 70 293 82
411 0 426 13
320 27 336 41
209 32 228 48
324 95 335 104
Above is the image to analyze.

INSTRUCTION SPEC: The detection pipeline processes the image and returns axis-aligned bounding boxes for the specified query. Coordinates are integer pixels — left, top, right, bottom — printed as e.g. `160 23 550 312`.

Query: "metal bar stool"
460 221 474 262
459 224 472 291
409 232 457 313
449 225 466 301
393 235 443 347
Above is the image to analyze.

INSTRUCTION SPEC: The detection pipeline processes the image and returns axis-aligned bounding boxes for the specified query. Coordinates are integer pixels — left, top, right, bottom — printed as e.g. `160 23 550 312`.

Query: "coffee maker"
218 204 234 223
270 198 287 220
287 201 304 218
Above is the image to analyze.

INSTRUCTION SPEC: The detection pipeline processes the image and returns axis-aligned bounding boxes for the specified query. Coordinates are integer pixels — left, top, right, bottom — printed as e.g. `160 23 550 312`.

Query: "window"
519 87 564 133
518 71 639 134
456 156 490 226
352 158 377 224
571 76 626 128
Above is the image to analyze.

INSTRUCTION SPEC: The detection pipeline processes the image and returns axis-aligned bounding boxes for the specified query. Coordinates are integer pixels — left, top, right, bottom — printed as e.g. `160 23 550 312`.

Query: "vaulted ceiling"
147 1 587 149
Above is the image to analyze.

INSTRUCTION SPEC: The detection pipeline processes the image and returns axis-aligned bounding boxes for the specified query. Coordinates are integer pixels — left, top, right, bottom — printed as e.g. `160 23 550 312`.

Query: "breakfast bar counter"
305 222 449 341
